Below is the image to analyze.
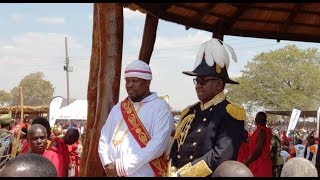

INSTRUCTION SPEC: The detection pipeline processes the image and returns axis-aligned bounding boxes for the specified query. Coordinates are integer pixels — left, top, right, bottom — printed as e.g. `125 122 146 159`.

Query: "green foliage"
226 45 320 114
10 72 55 106
0 90 12 106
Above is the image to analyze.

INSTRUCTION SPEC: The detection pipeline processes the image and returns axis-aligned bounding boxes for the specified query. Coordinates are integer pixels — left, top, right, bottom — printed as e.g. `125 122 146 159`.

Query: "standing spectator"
304 136 318 165
26 124 48 155
0 113 15 168
290 138 305 158
237 129 250 163
280 145 291 164
243 112 272 177
44 128 80 177
281 157 318 177
98 60 173 177
0 153 57 177
169 38 246 177
18 127 28 155
212 160 253 177
20 117 52 154
270 133 284 177
68 140 81 176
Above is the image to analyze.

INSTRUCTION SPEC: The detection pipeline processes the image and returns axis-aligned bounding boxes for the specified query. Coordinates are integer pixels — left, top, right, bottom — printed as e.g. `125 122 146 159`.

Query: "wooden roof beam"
238 18 320 29
278 3 303 38
226 29 320 43
135 3 172 16
222 3 251 32
136 3 216 33
237 4 320 16
174 3 218 30
173 3 230 22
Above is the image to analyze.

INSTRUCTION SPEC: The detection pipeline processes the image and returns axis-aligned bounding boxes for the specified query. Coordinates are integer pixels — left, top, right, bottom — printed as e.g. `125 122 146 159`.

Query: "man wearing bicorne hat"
168 38 246 177
98 60 174 177
0 113 15 168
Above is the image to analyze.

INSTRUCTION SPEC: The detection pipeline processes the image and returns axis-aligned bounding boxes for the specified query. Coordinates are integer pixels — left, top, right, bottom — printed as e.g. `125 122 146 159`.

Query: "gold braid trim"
174 106 191 139
226 102 246 121
179 160 212 177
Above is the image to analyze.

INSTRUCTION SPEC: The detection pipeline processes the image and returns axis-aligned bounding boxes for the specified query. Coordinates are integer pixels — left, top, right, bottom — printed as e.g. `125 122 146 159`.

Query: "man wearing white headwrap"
98 59 174 177
168 38 246 177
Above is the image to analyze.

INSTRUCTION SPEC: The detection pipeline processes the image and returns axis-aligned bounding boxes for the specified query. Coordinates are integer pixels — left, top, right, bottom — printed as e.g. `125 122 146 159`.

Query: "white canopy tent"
49 99 87 127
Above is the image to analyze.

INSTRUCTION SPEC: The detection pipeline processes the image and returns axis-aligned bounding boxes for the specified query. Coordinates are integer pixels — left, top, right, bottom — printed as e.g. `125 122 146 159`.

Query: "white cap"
124 60 152 80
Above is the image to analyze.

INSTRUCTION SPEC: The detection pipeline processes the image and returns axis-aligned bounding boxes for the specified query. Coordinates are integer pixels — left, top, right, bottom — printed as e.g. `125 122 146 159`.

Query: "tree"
0 90 12 106
10 72 55 106
226 45 320 114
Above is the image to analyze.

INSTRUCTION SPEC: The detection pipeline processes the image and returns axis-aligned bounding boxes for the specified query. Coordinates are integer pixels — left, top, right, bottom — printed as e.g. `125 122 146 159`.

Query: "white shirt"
294 144 306 158
280 150 291 163
306 144 318 165
98 92 174 177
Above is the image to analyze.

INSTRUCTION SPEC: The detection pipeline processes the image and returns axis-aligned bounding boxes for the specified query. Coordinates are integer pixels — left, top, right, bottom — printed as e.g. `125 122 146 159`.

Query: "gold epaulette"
226 101 246 121
178 160 212 177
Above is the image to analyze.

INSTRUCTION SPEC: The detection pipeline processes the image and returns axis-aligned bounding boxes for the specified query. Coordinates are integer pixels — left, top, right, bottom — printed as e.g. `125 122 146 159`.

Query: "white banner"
286 108 301 137
49 96 64 127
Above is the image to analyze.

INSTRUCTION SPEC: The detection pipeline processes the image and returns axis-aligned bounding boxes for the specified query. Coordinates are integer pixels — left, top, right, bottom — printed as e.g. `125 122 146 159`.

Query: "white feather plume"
193 38 238 70
194 42 206 70
217 39 237 63
207 38 229 69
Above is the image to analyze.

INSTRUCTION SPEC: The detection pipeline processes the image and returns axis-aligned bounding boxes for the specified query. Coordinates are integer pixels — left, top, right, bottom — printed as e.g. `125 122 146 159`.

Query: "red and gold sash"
121 97 168 177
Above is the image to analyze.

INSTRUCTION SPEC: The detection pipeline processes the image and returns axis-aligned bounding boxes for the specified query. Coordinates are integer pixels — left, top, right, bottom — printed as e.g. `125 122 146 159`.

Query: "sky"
2 3 320 111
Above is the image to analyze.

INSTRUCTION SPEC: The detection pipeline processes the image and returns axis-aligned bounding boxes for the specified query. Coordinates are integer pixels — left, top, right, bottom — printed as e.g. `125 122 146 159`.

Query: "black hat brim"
182 71 239 84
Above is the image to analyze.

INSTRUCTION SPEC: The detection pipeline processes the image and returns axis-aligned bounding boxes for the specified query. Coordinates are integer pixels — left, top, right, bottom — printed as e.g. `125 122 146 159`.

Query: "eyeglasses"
193 78 220 86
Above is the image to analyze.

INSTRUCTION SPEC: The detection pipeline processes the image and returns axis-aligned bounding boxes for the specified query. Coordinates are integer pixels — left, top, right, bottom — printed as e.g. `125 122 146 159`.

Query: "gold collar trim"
200 92 225 111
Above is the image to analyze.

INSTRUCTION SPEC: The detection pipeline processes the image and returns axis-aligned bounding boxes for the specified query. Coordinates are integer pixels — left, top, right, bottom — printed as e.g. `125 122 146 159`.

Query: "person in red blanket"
68 139 81 176
44 128 80 177
237 129 250 163
20 117 52 154
243 112 272 177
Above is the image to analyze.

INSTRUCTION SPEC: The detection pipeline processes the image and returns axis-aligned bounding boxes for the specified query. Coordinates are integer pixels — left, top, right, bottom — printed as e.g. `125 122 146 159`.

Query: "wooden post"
212 20 225 41
11 87 24 158
80 3 123 176
138 13 159 64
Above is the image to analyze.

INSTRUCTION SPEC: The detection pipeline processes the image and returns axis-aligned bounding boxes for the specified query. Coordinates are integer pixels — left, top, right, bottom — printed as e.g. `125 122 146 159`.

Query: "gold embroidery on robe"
179 160 212 177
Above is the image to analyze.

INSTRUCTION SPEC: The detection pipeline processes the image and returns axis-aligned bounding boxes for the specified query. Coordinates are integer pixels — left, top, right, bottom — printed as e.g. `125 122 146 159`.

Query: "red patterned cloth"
43 138 70 177
68 142 80 177
248 125 272 177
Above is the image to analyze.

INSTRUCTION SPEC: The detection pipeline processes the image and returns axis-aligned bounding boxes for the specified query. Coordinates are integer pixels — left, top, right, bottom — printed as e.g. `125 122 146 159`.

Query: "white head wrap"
124 60 152 80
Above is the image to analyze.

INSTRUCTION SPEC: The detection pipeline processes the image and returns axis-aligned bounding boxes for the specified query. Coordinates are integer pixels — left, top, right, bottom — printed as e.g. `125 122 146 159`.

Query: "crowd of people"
0 114 83 177
0 37 319 177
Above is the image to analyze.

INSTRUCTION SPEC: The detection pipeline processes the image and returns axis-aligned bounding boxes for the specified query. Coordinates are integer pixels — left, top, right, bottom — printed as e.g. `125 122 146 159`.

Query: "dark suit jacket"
170 99 245 176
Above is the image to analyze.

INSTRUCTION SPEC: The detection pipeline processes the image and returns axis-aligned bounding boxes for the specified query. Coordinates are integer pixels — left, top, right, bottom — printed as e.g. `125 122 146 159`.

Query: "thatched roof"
0 106 48 115
124 3 320 43
266 110 317 118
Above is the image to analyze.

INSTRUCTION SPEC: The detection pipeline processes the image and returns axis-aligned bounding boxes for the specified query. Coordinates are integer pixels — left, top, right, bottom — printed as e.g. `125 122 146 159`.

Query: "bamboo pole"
11 87 24 158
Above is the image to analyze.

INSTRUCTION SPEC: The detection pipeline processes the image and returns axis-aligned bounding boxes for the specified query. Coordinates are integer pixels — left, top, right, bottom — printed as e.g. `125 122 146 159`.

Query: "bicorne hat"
182 38 239 84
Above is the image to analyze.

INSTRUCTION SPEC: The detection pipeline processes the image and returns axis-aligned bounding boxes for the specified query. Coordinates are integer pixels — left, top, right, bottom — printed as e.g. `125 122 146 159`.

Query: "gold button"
197 129 201 133
203 118 207 122
189 155 193 160
187 125 191 129
177 155 180 159
192 142 197 146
